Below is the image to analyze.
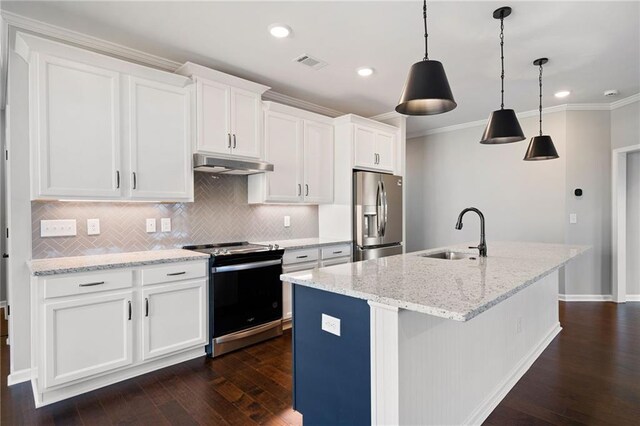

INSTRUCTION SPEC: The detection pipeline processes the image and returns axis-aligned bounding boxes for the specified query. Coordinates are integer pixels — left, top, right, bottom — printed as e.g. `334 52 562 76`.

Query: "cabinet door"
264 111 303 202
33 54 122 199
128 77 194 201
303 120 334 204
141 280 207 361
375 130 396 172
196 78 232 155
353 125 377 170
230 88 262 158
44 291 133 388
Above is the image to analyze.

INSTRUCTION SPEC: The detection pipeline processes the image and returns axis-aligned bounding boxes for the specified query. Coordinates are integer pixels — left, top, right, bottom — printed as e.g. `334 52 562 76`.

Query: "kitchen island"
281 242 588 426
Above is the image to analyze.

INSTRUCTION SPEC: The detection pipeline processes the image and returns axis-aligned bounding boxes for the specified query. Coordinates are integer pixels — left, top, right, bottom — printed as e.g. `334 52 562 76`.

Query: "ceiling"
2 1 639 137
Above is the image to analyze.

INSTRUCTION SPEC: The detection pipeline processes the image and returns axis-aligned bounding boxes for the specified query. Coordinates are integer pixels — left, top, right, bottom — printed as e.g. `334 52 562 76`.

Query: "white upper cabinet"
337 115 400 174
176 62 269 159
32 54 123 199
261 110 303 203
128 77 193 201
354 124 398 173
303 120 334 204
248 102 334 205
16 33 194 202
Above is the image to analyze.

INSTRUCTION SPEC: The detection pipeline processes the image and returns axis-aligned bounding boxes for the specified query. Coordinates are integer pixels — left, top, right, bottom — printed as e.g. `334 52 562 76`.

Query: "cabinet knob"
228 133 232 148
233 134 237 149
298 184 302 196
305 184 309 196
116 170 120 188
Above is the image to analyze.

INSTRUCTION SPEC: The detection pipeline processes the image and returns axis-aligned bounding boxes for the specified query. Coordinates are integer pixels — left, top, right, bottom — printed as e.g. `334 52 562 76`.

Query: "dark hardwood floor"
1 302 639 425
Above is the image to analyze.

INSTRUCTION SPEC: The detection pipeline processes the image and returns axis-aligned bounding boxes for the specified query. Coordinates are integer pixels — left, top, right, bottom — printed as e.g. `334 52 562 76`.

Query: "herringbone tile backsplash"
32 174 319 259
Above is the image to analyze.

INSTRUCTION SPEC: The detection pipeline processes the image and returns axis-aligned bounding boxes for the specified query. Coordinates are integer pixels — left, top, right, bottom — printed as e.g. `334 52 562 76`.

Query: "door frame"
612 144 640 303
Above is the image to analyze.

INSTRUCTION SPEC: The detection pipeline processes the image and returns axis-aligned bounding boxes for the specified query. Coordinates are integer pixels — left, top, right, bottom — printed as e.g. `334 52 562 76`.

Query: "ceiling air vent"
293 54 327 70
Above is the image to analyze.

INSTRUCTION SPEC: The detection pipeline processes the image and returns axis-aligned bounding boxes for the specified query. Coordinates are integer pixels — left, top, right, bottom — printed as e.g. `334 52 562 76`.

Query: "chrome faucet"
455 207 487 257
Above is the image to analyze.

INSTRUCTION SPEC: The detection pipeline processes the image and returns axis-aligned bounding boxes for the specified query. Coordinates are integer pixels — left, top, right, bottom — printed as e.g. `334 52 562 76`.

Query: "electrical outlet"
321 313 341 336
41 219 77 237
146 218 156 233
569 213 577 224
87 218 100 235
161 218 171 232
284 216 291 228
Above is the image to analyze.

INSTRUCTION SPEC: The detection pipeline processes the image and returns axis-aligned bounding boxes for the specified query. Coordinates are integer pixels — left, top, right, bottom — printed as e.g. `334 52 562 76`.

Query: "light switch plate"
569 213 577 224
284 216 291 228
321 313 341 336
87 218 100 235
146 218 156 233
161 218 171 232
41 219 76 237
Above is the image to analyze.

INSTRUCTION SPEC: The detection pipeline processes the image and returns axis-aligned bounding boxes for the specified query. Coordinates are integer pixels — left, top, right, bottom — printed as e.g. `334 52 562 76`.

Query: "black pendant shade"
395 60 457 115
395 0 456 116
524 57 559 161
523 135 559 161
480 6 525 144
479 109 525 144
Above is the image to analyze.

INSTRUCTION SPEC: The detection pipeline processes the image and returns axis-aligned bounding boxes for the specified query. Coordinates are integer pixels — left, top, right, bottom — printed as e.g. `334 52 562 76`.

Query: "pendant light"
524 58 559 161
395 0 456 115
479 7 525 144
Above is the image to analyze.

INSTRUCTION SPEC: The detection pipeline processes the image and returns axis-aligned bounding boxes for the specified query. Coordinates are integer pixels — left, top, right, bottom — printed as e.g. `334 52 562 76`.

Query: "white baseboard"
7 368 32 386
558 294 613 302
626 295 640 302
464 323 562 426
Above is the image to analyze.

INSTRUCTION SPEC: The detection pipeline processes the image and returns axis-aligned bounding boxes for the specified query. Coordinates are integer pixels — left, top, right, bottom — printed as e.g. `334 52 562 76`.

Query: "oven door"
212 259 283 338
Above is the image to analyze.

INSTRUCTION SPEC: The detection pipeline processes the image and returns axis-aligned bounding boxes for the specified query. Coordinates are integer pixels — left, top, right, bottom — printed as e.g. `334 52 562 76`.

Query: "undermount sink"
419 250 477 260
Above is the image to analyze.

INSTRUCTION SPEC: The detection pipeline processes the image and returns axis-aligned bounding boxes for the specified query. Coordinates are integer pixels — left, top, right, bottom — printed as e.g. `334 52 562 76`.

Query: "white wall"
407 108 624 296
611 101 640 150
406 112 566 253
564 111 612 295
627 152 640 295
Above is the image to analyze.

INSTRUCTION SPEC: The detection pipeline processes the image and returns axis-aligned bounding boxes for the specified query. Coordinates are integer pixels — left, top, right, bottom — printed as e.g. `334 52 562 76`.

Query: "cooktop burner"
182 241 280 256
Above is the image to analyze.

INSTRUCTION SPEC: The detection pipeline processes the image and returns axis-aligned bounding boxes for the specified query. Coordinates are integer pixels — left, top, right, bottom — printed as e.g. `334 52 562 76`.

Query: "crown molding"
0 14 8 109
610 93 640 110
369 111 406 122
262 90 344 118
1 10 181 71
408 94 640 139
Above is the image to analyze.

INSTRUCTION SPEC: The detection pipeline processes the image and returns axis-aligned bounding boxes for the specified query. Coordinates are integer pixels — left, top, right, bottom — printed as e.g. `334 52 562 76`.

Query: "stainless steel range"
182 242 284 357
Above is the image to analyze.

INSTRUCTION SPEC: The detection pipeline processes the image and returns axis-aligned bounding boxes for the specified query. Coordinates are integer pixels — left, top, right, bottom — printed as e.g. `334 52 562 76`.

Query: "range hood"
193 154 274 175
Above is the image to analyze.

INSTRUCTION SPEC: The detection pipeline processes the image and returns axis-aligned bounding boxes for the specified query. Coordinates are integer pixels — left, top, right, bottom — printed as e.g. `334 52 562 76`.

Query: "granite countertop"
281 242 589 322
253 237 352 250
28 249 210 276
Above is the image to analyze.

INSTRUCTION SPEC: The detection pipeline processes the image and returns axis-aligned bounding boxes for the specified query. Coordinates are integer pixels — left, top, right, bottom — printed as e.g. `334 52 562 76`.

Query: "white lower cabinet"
281 243 351 324
44 291 134 388
141 280 207 360
31 260 208 407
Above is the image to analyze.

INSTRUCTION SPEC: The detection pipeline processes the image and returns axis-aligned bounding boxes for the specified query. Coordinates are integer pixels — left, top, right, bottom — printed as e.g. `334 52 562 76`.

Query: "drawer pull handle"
296 255 308 259
333 251 343 254
128 301 132 321
79 281 105 287
167 271 186 276
145 298 149 317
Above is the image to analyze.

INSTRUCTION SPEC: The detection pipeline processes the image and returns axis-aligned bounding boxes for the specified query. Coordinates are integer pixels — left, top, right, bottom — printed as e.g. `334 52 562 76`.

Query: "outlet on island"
321 313 341 336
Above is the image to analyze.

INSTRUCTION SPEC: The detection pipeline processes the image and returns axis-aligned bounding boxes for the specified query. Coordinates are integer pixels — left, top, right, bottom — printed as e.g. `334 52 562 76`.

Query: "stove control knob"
268 244 274 250
274 244 279 250
223 249 230 255
212 249 219 255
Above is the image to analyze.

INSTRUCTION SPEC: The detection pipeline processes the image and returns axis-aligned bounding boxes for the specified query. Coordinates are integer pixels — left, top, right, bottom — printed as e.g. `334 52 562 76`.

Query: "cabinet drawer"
283 248 319 265
43 270 133 299
321 244 352 260
321 257 351 268
141 261 207 286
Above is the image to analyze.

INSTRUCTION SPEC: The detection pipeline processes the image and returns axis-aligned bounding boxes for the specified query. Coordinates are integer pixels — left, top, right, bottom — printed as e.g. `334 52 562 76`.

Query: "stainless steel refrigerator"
353 171 403 261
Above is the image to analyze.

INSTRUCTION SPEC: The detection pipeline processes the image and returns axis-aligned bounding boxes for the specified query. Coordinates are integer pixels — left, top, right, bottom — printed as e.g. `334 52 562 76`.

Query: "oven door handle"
212 259 282 273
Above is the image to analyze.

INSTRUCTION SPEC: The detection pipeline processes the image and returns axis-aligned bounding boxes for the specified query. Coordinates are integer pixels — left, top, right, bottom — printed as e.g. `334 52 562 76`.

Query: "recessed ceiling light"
357 67 374 77
269 24 292 38
554 90 571 98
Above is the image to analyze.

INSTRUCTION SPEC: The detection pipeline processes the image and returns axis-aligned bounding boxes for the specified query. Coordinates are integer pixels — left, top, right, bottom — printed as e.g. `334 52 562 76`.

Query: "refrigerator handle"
381 180 388 236
376 180 384 236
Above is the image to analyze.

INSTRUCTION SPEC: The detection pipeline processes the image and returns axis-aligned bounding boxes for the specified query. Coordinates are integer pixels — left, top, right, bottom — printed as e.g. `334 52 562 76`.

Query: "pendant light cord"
538 63 543 136
423 0 429 60
499 16 505 110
